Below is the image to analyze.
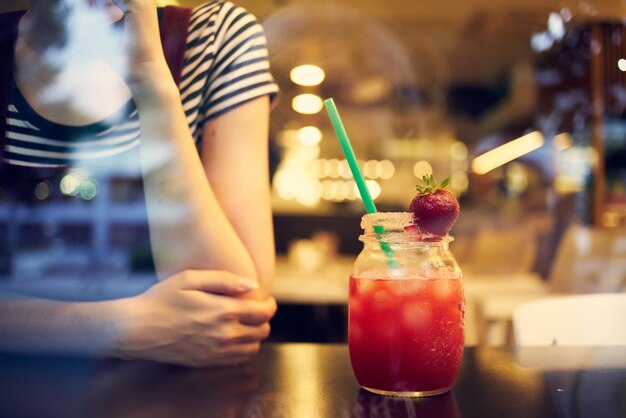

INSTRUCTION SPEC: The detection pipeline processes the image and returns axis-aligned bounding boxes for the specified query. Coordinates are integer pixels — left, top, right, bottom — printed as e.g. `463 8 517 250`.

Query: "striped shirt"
3 1 279 168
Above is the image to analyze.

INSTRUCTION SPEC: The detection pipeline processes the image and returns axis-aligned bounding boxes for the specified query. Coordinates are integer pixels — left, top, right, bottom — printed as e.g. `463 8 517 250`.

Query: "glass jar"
348 212 464 397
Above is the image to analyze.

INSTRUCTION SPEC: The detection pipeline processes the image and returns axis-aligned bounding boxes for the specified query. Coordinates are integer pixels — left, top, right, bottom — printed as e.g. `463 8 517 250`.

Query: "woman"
0 0 278 367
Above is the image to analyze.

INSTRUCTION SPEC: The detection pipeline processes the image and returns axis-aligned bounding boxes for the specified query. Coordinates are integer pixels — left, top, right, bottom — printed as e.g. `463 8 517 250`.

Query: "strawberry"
409 175 459 237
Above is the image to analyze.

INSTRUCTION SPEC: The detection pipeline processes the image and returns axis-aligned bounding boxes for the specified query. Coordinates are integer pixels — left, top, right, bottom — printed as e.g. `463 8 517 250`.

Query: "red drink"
349 275 464 396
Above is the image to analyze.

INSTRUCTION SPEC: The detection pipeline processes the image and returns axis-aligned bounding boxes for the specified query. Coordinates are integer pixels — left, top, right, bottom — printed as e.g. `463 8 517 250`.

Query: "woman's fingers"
122 270 276 367
220 323 271 346
190 292 275 326
237 297 277 326
178 270 260 295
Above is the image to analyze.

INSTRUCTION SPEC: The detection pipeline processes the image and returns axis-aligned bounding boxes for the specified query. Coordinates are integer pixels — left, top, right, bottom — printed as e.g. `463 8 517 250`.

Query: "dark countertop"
1 344 625 418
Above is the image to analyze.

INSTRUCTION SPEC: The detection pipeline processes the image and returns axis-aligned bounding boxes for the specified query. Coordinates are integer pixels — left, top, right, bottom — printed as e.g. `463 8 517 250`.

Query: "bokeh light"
290 64 326 86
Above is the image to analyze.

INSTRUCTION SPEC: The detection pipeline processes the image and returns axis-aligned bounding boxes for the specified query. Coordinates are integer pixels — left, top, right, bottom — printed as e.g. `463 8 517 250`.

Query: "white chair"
512 293 626 346
548 223 626 294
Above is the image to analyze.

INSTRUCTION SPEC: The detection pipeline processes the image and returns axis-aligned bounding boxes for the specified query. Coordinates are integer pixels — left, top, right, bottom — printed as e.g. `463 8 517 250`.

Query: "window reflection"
0 0 624 343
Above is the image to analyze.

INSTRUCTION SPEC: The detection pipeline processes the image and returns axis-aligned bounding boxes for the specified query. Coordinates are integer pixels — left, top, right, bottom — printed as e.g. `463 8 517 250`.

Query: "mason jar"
348 212 464 397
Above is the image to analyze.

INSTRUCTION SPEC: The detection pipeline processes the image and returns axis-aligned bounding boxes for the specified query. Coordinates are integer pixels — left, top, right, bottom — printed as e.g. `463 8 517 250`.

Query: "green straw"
324 98 377 214
323 98 396 268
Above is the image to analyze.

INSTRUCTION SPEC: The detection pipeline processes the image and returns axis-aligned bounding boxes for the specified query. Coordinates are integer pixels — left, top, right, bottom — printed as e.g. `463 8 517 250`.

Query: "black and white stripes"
3 1 278 168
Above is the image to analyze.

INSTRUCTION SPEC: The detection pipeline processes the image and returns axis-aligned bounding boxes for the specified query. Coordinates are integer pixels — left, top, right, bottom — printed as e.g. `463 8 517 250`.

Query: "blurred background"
1 0 625 346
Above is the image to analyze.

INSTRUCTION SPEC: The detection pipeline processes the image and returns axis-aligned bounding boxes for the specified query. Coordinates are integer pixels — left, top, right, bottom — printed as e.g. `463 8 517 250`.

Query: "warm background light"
298 126 322 145
472 131 545 175
290 64 326 86
292 94 323 114
553 132 573 150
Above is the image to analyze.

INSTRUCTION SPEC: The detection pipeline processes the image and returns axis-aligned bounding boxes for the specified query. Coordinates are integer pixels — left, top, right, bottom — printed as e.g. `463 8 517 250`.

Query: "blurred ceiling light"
273 167 321 205
504 162 529 194
413 160 433 178
357 180 381 201
379 160 395 180
321 180 339 200
324 180 351 201
450 141 468 160
34 181 52 200
363 160 379 179
363 160 394 180
296 181 322 207
290 64 326 86
80 179 99 201
560 8 572 22
312 159 331 178
278 128 301 148
298 126 322 145
340 181 355 200
292 94 323 114
319 180 331 200
451 172 469 193
554 176 584 194
547 13 565 40
327 158 340 178
553 132 573 150
298 144 320 159
531 32 554 52
472 131 545 175
339 159 353 179
367 180 382 200
618 59 626 72
60 173 81 196
602 212 621 228
343 181 358 200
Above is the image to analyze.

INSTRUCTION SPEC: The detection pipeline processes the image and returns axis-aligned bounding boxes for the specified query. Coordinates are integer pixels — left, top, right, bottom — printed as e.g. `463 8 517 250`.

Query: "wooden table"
1 344 625 418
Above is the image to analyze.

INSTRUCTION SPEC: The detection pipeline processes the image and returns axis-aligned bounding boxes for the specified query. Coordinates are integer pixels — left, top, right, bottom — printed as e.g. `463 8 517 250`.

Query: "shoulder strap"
159 6 192 86
0 11 25 156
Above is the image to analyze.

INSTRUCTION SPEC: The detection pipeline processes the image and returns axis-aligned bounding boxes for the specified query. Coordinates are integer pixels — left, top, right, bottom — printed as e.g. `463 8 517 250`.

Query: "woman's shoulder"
189 0 260 25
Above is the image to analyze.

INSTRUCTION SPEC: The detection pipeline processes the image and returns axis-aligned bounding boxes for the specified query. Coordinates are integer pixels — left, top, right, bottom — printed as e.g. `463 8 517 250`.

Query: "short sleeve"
198 1 279 122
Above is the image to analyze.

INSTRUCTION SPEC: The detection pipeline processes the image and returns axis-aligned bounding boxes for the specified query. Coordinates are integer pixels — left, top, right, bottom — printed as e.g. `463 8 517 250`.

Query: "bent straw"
323 98 396 268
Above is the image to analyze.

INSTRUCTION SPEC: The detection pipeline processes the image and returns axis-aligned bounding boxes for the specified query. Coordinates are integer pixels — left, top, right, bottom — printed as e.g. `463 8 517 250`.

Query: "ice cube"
389 278 426 297
433 278 459 300
402 301 433 333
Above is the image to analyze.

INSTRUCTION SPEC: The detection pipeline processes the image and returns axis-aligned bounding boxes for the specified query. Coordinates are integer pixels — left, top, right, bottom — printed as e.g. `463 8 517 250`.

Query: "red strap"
160 6 192 86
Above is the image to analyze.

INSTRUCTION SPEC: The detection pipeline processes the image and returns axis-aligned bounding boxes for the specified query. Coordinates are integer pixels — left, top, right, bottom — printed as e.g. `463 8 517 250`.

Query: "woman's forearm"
0 293 129 356
200 98 276 292
133 76 259 283
109 1 272 287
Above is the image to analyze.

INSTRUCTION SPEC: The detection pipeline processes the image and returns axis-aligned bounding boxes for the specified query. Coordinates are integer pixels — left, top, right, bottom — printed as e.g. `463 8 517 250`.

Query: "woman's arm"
114 0 274 290
200 97 275 292
0 272 276 366
0 0 277 366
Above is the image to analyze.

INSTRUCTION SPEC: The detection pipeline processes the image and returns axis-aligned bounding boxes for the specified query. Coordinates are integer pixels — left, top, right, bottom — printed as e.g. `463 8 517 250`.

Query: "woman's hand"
110 0 173 92
114 270 277 367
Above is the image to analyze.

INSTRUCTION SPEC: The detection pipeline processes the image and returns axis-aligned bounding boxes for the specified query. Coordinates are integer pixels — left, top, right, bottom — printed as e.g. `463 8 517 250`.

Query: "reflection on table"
1 344 625 418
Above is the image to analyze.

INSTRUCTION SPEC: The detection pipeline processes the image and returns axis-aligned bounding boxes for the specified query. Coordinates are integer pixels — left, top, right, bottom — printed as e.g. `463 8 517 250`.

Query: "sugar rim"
360 212 413 232
360 212 454 243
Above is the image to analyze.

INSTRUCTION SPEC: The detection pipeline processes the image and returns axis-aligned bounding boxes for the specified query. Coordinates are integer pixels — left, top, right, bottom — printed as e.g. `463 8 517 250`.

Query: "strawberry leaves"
415 175 450 196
